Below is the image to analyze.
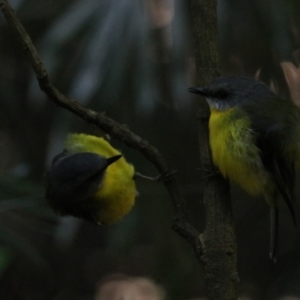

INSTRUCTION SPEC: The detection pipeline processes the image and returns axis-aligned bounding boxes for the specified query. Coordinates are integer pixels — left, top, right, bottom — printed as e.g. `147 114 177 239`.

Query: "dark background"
0 0 300 299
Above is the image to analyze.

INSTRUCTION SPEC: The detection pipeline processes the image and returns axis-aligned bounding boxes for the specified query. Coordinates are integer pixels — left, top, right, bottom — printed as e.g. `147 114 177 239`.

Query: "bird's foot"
196 166 221 182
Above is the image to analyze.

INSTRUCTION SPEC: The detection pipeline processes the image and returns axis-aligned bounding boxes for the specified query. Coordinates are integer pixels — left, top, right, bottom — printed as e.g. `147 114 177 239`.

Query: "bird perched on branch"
46 133 137 225
189 76 300 260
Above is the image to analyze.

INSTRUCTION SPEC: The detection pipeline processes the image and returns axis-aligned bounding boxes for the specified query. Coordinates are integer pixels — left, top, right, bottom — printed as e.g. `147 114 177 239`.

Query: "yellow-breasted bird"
46 133 137 225
189 76 300 260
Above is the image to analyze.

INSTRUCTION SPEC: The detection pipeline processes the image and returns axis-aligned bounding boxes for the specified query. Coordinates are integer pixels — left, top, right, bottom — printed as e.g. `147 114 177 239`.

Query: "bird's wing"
249 99 296 225
251 115 296 226
244 97 297 261
255 121 296 261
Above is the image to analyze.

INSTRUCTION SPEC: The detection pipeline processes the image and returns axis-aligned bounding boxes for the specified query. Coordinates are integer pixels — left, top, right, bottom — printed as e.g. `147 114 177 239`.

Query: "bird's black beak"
188 87 208 96
106 154 122 167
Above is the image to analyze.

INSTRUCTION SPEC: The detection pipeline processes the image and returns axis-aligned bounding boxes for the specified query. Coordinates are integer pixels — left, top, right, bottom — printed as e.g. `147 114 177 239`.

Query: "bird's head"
46 151 122 222
189 76 274 111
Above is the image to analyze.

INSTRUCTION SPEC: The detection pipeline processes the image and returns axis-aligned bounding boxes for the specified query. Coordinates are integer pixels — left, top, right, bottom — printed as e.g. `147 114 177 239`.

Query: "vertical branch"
189 0 239 299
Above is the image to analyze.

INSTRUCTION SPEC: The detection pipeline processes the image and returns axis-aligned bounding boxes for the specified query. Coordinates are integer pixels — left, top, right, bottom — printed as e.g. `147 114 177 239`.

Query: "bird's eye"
217 88 230 98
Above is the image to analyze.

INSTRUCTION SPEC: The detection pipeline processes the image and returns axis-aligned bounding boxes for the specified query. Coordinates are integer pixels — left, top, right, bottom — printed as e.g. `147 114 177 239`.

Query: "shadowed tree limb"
189 0 239 299
0 0 202 256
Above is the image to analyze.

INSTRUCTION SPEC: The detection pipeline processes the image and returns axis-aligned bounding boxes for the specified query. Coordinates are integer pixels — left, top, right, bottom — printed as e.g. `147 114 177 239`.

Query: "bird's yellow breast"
209 108 268 195
65 133 136 224
93 158 136 224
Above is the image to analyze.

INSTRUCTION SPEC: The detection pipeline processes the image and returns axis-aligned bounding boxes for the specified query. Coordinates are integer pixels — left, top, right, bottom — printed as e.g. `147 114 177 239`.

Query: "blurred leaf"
0 175 42 199
0 228 44 264
0 246 13 278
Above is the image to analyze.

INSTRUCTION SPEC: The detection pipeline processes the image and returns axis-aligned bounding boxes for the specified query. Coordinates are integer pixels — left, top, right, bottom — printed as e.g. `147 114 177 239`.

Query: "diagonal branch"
0 0 201 252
